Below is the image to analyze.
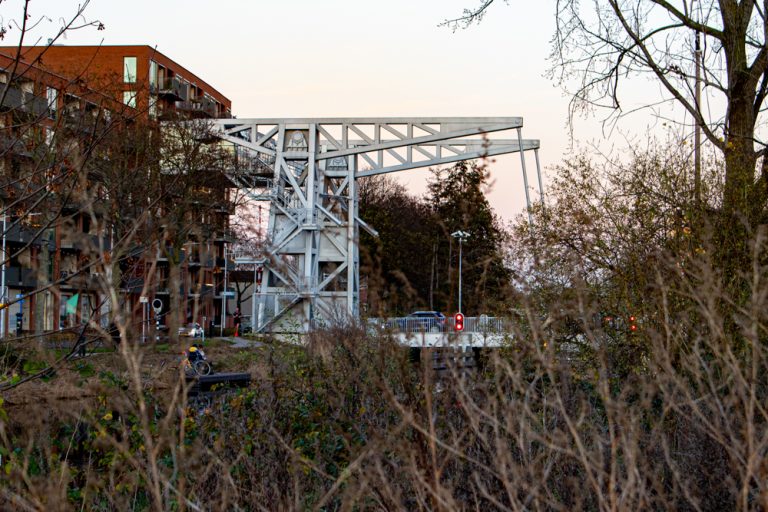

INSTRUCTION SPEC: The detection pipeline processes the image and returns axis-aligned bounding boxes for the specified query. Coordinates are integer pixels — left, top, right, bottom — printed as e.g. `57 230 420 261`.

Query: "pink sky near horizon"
2 0 677 223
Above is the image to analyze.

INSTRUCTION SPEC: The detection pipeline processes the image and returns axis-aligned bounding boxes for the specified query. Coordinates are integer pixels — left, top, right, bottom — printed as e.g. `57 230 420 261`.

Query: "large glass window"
123 56 137 83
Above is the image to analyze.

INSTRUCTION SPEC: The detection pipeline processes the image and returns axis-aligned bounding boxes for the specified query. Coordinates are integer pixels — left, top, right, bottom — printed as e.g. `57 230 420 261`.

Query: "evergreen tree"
428 161 511 314
358 176 437 315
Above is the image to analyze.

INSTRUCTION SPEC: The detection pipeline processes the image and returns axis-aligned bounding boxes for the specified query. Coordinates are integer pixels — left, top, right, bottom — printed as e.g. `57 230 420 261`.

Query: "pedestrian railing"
367 316 509 334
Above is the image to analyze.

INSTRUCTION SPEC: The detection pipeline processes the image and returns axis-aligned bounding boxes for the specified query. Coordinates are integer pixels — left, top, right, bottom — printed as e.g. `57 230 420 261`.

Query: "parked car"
399 311 446 332
178 322 204 338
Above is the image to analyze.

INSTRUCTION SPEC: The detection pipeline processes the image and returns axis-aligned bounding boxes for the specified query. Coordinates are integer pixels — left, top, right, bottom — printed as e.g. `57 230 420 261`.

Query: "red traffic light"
454 313 464 332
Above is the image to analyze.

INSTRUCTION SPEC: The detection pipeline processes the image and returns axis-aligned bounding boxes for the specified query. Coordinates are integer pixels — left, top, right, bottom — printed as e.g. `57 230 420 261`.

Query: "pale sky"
2 0 671 222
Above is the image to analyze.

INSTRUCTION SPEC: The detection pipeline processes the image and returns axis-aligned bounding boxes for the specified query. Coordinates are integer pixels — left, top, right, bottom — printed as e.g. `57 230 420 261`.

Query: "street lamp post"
451 230 470 313
220 243 228 337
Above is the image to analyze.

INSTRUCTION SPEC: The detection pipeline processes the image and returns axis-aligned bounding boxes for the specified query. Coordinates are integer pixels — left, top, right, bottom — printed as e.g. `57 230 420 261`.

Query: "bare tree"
449 1 768 230
440 0 506 30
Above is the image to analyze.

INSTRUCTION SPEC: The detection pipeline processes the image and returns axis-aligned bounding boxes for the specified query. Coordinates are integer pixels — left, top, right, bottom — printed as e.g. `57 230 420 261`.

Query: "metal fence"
368 316 509 334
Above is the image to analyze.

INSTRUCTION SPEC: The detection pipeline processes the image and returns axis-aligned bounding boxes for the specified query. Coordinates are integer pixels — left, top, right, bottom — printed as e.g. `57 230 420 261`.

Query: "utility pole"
451 230 470 313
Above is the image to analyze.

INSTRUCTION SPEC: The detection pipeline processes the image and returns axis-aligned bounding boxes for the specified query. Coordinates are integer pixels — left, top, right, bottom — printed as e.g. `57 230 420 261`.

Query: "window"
123 91 136 108
148 95 158 118
80 295 92 324
46 87 58 118
149 60 157 88
123 56 137 83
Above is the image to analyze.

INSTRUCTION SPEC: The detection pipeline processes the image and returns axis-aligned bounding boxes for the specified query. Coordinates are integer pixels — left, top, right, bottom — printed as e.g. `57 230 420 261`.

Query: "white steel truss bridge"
212 117 541 333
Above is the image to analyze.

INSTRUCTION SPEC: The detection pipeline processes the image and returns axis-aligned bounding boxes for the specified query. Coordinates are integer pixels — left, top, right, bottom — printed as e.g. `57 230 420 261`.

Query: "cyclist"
184 344 211 376
187 344 206 363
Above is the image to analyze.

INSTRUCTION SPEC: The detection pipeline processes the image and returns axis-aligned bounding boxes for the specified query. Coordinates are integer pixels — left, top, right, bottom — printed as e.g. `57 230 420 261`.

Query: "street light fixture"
451 230 470 314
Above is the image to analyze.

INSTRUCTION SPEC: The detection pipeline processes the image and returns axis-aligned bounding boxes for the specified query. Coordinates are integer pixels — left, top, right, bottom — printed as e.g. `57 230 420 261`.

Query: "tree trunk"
168 256 181 346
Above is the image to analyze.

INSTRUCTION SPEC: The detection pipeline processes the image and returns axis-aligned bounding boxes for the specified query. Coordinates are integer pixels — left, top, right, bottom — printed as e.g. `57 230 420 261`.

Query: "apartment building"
0 45 236 337
11 45 231 120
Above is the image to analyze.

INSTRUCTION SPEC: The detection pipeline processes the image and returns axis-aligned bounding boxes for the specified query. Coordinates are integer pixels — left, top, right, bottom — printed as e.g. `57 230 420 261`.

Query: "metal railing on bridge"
367 316 509 334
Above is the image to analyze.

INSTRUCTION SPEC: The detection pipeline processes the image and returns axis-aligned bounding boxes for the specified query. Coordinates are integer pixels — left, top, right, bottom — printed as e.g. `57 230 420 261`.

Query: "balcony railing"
120 277 144 294
59 233 112 251
0 132 50 160
158 77 188 101
188 284 213 297
0 86 50 117
213 230 236 243
58 270 99 289
61 110 108 136
369 316 510 334
175 100 217 118
186 255 215 267
3 223 44 245
5 267 37 288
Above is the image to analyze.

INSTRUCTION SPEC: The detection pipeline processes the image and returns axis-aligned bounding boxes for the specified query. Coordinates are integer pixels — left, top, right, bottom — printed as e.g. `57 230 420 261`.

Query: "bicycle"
181 351 212 376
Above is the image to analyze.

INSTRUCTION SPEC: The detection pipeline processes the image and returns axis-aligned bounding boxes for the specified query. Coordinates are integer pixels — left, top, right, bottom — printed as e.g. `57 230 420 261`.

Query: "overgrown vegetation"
2 137 767 510
2 1 768 510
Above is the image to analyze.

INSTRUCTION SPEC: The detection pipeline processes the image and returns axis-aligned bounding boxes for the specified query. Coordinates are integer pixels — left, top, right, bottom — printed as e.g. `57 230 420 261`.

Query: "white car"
178 322 203 338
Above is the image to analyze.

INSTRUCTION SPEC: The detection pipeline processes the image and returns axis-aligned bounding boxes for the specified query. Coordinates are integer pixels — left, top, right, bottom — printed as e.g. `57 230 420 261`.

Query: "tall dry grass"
1 233 768 511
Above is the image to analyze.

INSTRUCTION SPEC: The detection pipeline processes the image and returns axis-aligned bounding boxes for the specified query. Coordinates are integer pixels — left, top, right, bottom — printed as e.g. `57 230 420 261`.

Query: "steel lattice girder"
210 117 542 333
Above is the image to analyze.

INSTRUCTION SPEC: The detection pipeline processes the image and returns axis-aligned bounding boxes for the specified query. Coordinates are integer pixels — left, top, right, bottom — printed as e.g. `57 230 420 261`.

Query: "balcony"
3 223 44 245
155 246 189 264
212 202 235 215
58 270 99 289
154 279 170 295
62 110 108 136
59 233 112 252
0 86 50 118
0 132 50 161
158 77 188 101
175 99 217 118
213 230 236 243
186 255 214 268
120 277 144 294
188 284 213 297
0 133 31 157
5 267 37 288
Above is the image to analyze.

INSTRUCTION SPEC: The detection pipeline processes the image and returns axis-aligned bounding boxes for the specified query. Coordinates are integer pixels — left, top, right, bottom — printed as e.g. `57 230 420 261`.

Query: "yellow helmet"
189 346 198 352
